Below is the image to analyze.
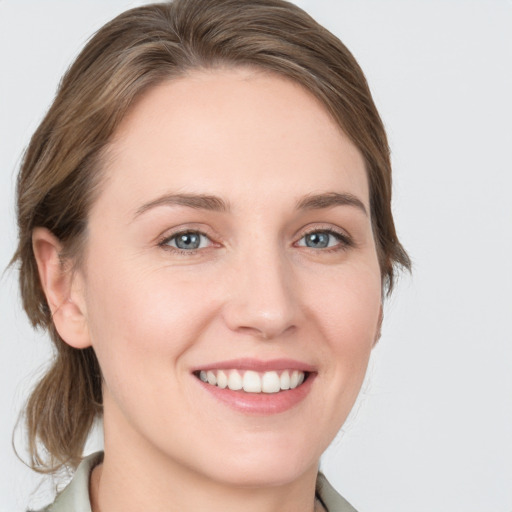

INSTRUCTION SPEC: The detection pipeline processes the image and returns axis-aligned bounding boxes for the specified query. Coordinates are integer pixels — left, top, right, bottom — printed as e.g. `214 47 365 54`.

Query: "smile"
192 358 316 414
196 369 306 393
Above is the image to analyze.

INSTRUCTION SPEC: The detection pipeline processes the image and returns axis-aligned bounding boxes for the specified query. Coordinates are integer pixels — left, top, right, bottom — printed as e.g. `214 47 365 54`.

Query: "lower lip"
195 373 316 415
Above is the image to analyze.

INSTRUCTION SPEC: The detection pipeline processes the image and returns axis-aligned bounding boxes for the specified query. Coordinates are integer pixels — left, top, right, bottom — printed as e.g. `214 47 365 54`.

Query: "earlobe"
32 227 91 349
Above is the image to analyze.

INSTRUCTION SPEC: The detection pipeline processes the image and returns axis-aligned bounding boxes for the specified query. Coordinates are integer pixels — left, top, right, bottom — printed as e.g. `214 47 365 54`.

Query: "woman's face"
76 68 382 486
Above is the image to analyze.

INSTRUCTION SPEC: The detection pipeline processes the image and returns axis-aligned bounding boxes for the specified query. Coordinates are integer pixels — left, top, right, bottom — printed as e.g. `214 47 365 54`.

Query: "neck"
91 453 320 512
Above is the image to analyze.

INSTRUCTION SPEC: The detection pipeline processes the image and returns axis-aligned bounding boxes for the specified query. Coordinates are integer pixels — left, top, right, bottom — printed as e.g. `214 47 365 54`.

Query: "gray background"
1 1 511 510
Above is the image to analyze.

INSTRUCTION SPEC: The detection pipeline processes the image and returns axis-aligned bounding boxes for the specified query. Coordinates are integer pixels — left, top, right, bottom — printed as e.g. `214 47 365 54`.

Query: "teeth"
217 370 228 389
243 371 261 392
280 370 290 390
262 371 280 393
290 370 300 389
228 370 243 391
197 369 306 393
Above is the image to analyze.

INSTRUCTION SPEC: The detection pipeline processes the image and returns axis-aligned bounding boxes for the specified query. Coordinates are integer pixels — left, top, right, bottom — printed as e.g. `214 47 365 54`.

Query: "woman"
12 0 410 510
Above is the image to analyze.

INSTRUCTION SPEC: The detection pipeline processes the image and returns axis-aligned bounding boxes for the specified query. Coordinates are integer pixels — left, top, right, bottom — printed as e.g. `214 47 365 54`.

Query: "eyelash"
157 227 353 255
295 227 353 252
158 230 214 255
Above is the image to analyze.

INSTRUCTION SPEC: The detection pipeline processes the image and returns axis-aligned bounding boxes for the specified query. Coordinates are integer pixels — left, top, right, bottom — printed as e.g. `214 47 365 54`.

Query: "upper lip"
191 358 317 373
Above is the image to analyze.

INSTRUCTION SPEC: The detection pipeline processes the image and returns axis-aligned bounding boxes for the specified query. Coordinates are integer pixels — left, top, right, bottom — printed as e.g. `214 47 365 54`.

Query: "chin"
204 457 316 489
184 431 323 489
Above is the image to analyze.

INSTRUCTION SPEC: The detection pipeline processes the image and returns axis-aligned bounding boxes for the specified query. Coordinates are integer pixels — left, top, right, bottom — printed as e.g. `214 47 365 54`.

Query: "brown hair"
12 0 410 473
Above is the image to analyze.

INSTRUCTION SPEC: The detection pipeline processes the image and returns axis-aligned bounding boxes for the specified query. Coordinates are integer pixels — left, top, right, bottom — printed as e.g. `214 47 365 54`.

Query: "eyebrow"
134 193 230 218
134 191 367 218
295 192 368 216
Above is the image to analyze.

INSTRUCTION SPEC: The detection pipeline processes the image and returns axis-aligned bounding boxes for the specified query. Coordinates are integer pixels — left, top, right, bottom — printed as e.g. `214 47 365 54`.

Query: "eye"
161 231 212 251
296 229 349 250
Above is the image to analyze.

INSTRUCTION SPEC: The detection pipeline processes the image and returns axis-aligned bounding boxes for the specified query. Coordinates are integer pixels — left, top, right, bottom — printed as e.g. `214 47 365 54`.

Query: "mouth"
191 358 316 414
193 369 308 394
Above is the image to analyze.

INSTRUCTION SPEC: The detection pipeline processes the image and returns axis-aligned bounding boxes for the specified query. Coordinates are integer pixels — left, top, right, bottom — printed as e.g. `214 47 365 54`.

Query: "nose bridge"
223 237 298 339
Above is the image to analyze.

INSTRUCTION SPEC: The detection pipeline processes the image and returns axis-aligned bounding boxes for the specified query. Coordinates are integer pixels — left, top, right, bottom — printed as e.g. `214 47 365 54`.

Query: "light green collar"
44 452 103 512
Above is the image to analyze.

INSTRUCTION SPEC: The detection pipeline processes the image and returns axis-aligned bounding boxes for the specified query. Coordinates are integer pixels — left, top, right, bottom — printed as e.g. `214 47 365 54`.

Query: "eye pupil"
306 232 330 248
175 233 201 250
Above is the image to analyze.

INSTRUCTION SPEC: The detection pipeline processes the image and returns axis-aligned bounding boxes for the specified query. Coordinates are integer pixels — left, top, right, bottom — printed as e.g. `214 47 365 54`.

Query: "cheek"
291 263 381 449
313 262 381 338
83 258 211 391
307 262 381 382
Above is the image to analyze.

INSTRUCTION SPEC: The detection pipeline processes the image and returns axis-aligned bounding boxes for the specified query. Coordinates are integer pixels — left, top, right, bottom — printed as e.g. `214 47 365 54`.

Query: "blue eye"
297 230 345 249
163 231 211 251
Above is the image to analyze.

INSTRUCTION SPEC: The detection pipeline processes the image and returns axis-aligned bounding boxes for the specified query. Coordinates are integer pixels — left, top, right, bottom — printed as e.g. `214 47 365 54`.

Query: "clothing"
38 451 357 512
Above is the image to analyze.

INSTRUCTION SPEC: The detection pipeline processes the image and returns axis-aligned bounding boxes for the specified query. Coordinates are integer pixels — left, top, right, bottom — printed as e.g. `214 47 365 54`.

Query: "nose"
221 245 299 340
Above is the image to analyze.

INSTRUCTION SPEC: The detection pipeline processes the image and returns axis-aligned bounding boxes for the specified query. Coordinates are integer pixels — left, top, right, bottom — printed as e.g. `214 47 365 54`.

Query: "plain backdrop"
1 1 511 511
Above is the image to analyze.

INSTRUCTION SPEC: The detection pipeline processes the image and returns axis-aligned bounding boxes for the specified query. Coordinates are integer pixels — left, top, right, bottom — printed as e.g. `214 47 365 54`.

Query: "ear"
373 303 383 347
32 227 91 349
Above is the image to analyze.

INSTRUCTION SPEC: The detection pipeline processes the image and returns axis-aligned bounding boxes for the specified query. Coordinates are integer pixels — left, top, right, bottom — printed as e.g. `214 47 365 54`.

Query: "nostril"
234 323 297 341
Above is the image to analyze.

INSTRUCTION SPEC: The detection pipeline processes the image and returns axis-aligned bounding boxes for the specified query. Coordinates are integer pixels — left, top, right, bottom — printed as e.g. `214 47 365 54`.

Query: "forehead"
97 67 369 216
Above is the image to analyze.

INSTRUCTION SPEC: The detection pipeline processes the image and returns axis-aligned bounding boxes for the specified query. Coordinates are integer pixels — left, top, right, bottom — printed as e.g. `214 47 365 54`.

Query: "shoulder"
316 472 358 512
29 452 103 512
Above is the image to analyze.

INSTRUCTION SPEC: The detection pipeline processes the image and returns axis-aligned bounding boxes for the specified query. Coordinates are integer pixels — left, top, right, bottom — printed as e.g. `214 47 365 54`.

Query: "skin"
33 68 382 512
